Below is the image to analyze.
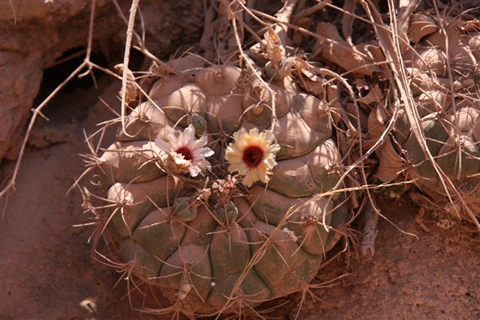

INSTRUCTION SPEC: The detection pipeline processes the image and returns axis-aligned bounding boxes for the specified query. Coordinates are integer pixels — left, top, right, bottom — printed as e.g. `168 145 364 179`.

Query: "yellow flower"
225 128 280 187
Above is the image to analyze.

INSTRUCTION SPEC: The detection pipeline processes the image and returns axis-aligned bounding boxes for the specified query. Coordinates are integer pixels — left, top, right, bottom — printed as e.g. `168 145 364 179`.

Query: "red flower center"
176 147 193 161
242 146 264 168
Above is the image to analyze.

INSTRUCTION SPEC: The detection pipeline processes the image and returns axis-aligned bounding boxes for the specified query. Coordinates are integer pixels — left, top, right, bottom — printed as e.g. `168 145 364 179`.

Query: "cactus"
85 63 350 316
370 12 480 225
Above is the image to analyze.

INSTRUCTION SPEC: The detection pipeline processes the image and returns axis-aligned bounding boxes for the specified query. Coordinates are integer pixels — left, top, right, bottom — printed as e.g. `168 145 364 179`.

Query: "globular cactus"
371 13 480 224
85 62 351 316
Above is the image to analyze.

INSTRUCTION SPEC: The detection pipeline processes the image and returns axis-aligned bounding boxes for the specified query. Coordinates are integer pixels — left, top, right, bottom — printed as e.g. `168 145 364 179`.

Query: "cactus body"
372 15 480 221
91 65 349 314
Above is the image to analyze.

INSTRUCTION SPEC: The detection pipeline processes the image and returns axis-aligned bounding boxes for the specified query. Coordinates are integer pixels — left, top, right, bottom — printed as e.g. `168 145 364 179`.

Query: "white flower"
225 128 280 187
155 124 214 177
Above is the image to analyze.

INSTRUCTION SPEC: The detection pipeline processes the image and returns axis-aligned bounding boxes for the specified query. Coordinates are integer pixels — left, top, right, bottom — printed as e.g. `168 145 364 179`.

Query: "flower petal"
199 147 214 158
243 170 254 187
250 167 259 183
189 135 207 151
154 138 172 152
189 165 200 177
228 162 249 175
257 162 269 183
182 125 196 145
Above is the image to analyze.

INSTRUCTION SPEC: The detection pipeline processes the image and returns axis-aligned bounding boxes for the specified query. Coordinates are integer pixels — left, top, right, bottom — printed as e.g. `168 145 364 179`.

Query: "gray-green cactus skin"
90 65 350 314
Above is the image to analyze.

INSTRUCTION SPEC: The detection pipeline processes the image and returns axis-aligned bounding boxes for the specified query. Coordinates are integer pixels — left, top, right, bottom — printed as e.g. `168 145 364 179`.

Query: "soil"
299 196 480 319
0 0 204 161
1 76 479 319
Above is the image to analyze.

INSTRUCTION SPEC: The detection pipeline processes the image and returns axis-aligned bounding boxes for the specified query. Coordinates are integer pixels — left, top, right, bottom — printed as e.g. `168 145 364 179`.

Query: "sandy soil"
299 196 480 319
1 74 479 320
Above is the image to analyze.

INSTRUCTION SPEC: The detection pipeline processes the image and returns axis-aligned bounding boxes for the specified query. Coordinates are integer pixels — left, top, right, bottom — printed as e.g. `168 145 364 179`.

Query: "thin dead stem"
119 0 139 138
